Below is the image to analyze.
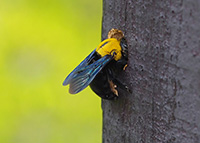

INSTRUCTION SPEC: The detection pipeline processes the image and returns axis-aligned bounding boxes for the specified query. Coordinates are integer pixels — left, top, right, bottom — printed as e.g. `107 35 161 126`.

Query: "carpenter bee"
63 29 130 100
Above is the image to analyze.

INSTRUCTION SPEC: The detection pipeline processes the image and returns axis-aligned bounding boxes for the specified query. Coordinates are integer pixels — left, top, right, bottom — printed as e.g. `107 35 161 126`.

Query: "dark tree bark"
101 0 200 143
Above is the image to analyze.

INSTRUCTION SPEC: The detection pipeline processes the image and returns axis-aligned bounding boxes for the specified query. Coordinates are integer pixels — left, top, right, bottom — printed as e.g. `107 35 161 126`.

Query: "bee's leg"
123 64 128 71
105 70 119 97
112 78 132 93
115 59 128 71
107 68 132 94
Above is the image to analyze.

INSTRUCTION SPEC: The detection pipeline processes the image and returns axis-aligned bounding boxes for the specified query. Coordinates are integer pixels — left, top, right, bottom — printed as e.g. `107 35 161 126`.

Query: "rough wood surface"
101 0 200 143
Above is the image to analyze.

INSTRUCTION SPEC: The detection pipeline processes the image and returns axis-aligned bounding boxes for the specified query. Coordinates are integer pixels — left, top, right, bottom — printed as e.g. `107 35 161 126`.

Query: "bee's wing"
63 49 96 86
69 55 113 94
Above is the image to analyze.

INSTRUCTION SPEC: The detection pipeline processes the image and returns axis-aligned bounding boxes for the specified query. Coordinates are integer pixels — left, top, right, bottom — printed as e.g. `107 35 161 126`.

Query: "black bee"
63 29 130 100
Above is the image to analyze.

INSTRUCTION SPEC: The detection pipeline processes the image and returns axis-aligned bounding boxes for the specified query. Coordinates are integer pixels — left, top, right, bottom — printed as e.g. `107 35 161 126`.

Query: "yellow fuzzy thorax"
96 38 122 61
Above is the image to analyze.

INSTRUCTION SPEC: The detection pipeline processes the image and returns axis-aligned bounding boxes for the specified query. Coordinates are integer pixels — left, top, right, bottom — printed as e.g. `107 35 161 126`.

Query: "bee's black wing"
69 55 113 94
63 49 96 86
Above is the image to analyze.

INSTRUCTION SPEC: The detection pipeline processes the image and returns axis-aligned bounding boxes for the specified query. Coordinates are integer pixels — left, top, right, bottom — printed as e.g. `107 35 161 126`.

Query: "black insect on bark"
102 0 200 143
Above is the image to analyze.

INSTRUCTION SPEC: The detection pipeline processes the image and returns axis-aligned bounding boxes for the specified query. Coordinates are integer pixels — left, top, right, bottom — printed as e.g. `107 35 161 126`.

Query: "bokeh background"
0 0 102 143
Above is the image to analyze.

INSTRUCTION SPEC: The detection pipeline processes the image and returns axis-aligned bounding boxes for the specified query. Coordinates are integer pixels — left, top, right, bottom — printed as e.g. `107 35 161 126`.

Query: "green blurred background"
0 0 102 142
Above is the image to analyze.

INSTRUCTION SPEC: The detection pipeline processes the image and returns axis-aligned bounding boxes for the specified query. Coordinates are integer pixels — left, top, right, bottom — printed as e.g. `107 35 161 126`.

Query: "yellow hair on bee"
96 29 124 61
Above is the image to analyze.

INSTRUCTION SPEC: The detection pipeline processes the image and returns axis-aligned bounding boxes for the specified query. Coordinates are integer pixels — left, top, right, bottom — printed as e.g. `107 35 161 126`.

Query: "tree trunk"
101 0 200 143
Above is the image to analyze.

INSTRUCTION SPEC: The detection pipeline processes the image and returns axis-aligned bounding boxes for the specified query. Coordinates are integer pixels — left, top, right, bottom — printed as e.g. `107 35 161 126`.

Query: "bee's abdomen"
89 68 117 100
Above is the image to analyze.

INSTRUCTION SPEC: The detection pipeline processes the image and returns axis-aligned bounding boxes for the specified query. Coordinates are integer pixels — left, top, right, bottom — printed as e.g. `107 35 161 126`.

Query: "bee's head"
108 29 124 41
